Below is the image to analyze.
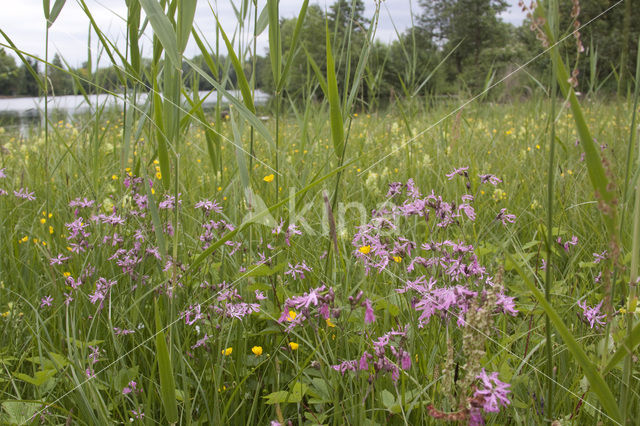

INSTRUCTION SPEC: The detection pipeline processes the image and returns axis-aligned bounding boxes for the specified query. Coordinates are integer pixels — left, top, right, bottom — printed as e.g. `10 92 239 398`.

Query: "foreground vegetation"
1 0 640 424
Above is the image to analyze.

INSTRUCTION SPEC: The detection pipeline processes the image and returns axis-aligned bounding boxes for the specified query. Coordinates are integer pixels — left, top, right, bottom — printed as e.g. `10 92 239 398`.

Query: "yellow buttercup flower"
393 256 402 263
289 342 299 350
359 245 371 254
326 318 336 328
263 174 274 183
222 347 233 356
251 346 263 356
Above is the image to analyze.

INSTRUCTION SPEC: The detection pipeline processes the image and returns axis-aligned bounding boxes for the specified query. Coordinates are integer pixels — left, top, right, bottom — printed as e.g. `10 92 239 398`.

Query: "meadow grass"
1 0 640 424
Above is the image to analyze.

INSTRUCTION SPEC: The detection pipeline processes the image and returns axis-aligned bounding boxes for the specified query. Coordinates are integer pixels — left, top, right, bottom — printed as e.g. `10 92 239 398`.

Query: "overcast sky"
0 0 526 68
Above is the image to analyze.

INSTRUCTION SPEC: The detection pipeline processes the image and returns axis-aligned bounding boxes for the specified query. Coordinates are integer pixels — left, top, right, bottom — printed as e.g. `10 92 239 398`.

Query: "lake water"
0 90 269 135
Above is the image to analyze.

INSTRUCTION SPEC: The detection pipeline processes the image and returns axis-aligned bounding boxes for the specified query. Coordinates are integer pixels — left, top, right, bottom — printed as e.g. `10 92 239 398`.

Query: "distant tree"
48 53 73 95
418 0 508 85
328 0 368 33
17 58 40 96
0 48 19 96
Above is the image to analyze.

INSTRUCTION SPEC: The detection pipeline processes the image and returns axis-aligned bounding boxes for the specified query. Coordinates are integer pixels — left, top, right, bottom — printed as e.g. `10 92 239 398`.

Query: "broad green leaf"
264 382 308 404
234 262 286 279
535 5 616 235
184 58 274 148
139 0 181 70
255 4 269 36
213 10 255 113
13 369 57 387
177 0 197 53
47 0 67 27
155 300 178 423
510 256 622 423
602 321 640 374
267 0 281 83
325 22 344 158
2 401 41 425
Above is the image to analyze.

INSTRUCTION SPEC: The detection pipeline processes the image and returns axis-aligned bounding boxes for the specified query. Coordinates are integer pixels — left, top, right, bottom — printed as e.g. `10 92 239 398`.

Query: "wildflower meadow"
0 0 639 424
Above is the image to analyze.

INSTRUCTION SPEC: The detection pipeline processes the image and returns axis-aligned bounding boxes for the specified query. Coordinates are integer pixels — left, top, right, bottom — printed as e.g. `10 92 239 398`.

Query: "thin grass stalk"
545 58 557 426
543 1 559 421
620 35 640 423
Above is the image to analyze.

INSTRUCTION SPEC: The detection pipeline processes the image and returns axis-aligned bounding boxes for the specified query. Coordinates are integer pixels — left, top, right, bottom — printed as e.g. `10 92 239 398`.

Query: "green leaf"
325 22 344 158
13 369 57 387
264 382 308 404
177 0 197 53
510 255 622 423
234 262 287 279
255 4 269 36
213 8 255 114
2 401 41 424
602 321 640 374
155 300 178 423
47 0 67 27
139 0 181 70
277 0 309 92
267 0 281 83
184 58 275 149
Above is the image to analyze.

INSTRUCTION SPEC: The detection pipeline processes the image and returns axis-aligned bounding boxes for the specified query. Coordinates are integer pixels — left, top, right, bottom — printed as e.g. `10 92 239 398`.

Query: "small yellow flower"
222 347 233 356
326 318 336 328
392 256 402 263
359 245 371 254
20 236 28 243
40 218 46 224
111 174 118 180
156 172 162 180
263 174 274 183
251 346 263 356
63 272 71 278
49 226 54 234
286 310 297 322
289 342 299 350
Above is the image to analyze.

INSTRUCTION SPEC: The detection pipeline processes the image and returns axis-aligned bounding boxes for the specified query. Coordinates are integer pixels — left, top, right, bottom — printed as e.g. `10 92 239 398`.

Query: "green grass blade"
155 300 179 424
177 0 197 53
304 46 328 97
139 0 181 70
212 9 255 113
510 256 622 423
536 5 616 234
276 0 309 92
255 4 269 36
325 22 344 159
603 321 640 374
184 58 274 149
46 0 66 27
126 0 142 74
267 0 281 84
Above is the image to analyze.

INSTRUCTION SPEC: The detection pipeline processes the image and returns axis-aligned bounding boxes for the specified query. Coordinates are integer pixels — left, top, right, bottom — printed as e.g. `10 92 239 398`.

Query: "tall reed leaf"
276 0 309 92
155 300 179 424
535 5 616 234
44 0 66 27
213 11 255 113
139 0 181 70
184 58 275 148
511 257 622 422
177 0 197 53
325 22 344 158
267 0 281 85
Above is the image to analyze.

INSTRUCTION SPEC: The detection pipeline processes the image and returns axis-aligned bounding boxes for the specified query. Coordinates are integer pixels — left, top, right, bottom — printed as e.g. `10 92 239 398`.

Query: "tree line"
0 0 637 101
